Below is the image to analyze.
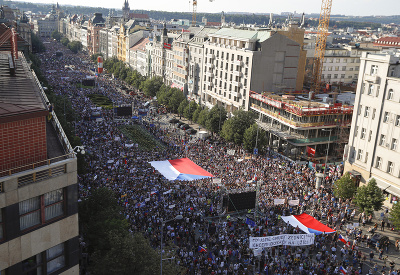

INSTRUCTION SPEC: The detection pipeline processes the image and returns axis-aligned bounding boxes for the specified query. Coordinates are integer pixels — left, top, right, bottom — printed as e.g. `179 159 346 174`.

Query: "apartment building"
321 45 379 85
344 50 400 207
202 27 302 113
0 51 79 273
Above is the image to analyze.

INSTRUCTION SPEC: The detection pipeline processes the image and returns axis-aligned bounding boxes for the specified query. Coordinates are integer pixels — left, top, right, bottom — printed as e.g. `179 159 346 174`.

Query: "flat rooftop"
0 52 47 119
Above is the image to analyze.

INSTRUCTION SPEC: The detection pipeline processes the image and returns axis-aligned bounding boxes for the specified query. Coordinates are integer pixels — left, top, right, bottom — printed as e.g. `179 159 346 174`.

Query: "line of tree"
79 188 181 274
51 31 82 54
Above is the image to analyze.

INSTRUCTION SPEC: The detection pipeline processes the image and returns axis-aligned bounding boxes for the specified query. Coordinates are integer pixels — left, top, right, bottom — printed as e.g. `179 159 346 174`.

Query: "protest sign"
274 199 285 205
249 234 315 249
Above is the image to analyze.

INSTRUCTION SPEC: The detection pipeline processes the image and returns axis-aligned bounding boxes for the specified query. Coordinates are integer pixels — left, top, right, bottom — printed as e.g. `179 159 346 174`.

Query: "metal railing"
0 182 3 193
18 163 67 187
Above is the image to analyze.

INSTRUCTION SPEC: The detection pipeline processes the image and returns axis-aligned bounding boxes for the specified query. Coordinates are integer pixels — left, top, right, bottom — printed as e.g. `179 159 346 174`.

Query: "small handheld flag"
198 246 207 253
339 266 347 274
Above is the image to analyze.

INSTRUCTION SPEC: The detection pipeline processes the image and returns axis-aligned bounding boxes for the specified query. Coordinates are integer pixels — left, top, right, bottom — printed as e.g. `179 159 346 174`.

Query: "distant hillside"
2 0 399 27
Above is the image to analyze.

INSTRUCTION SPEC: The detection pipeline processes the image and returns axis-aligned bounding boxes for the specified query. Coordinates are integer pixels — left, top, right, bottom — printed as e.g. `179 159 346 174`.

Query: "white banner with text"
249 234 315 249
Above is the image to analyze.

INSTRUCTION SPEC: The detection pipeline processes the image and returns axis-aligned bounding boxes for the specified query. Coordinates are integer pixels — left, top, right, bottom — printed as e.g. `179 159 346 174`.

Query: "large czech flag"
281 213 335 235
149 158 214 181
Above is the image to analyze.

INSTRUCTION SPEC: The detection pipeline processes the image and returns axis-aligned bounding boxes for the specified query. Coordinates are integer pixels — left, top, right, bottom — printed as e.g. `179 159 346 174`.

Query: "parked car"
180 124 190 130
169 118 179 124
176 121 184 128
187 129 197 135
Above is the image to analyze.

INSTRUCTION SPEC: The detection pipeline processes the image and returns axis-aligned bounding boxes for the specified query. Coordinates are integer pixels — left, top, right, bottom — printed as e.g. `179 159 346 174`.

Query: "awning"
348 170 361 177
369 177 400 197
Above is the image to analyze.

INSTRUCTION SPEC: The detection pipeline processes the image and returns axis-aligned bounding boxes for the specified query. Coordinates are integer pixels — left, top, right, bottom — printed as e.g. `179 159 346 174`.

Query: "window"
358 105 362 115
355 126 359 137
361 128 366 139
357 149 363 160
21 243 65 275
396 115 400 126
19 189 64 231
376 157 382 169
391 138 398 151
372 108 376 120
370 65 378 75
368 84 374 95
365 152 369 163
383 112 389 123
379 134 386 146
364 106 370 117
387 161 394 174
368 130 372 142
388 89 394 100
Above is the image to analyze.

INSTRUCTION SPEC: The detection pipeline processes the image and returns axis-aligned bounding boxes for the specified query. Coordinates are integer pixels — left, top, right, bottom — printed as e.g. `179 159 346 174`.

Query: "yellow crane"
191 0 215 27
312 0 333 94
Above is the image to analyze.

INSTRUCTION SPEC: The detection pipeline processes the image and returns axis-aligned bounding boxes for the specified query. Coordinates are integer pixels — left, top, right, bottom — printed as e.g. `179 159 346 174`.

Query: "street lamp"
160 214 183 275
72 146 85 155
322 128 333 176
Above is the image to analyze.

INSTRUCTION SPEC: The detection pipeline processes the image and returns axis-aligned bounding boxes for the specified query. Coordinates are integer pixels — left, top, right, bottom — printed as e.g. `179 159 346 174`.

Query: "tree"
91 53 103 63
51 30 62 41
389 201 400 231
354 178 385 215
31 31 46 53
221 109 256 145
192 106 202 123
178 100 188 117
168 88 185 113
197 108 209 127
243 123 267 152
183 101 198 120
206 105 227 134
333 172 357 199
142 76 163 97
60 37 69 47
67 41 82 53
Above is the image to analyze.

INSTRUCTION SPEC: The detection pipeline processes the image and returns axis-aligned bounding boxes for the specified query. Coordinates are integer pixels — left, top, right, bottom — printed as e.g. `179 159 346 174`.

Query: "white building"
344 50 400 208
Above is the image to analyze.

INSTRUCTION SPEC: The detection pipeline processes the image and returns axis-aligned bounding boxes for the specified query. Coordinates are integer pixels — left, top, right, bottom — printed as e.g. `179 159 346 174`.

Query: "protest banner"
274 199 285 205
249 234 315 249
288 199 300 206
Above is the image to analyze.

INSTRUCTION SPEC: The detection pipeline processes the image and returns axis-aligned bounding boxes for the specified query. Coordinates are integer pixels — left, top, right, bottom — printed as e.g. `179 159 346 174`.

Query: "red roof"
374 37 400 48
206 22 221 27
130 37 150 51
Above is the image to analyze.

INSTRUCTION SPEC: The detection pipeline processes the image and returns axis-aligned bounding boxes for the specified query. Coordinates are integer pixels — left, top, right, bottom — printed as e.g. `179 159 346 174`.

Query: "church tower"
122 0 130 22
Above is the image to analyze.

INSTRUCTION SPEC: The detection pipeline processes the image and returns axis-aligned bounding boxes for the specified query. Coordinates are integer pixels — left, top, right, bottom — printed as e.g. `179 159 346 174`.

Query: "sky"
15 0 400 16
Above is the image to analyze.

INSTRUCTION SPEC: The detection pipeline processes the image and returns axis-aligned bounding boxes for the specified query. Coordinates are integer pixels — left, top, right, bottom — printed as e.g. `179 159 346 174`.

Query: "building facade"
344 50 400 208
0 52 79 274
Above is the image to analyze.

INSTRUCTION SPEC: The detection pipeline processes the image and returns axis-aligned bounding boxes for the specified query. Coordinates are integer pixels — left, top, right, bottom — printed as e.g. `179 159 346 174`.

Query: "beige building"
0 51 79 274
344 50 400 208
202 27 303 113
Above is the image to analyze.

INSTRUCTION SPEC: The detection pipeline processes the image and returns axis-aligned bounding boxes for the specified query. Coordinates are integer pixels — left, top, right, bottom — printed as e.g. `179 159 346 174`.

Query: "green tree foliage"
79 188 180 275
206 105 227 134
168 88 186 113
243 123 267 152
197 108 209 127
60 37 69 46
389 201 400 231
183 101 198 120
333 172 357 199
31 31 46 53
51 30 62 41
156 85 172 106
142 76 163 97
192 105 202 123
178 99 188 117
91 53 103 63
67 41 82 53
221 110 256 145
354 178 385 215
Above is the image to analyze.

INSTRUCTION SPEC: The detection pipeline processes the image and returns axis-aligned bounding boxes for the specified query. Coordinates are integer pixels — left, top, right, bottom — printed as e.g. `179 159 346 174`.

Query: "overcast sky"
16 0 399 16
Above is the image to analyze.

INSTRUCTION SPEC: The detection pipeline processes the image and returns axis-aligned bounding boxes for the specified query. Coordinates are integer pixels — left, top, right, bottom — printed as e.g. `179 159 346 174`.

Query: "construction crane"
311 0 333 94
191 0 215 27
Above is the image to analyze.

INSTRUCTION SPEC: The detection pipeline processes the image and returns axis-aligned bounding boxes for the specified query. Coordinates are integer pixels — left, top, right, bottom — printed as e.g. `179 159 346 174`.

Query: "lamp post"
72 146 85 155
322 128 333 177
160 215 183 275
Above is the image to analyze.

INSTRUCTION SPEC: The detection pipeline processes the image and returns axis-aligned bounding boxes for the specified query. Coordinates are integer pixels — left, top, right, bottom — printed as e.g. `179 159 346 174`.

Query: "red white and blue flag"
339 266 347 274
149 158 214 181
281 213 336 235
198 246 207 253
338 234 349 246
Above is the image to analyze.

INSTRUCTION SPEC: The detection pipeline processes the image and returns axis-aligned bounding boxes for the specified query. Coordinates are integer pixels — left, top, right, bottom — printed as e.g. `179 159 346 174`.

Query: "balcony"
207 53 215 59
233 71 243 77
205 72 214 78
231 91 238 97
364 74 380 84
207 63 215 69
234 60 243 66
232 81 242 88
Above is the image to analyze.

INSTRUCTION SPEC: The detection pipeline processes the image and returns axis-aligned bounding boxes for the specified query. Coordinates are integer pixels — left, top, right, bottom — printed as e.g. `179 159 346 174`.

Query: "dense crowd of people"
37 38 399 275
